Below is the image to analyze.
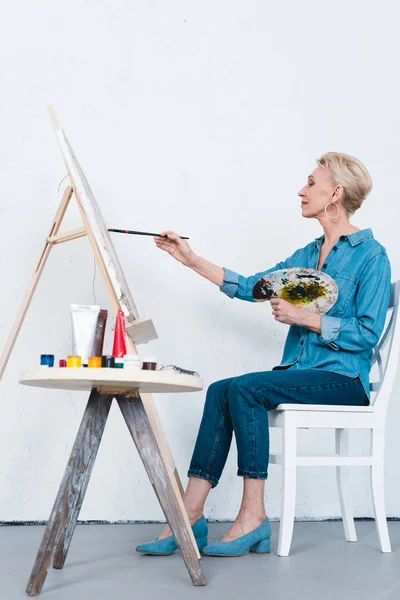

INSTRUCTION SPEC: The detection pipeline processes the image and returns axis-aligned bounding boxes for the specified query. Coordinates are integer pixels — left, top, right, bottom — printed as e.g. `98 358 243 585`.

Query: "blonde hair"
317 152 372 216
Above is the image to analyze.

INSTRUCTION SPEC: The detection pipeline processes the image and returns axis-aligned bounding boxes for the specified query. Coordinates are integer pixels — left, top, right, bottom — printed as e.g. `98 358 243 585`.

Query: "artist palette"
252 267 338 314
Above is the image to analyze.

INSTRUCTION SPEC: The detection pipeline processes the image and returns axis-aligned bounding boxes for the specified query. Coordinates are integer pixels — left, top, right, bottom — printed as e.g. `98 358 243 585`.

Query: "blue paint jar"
40 354 55 367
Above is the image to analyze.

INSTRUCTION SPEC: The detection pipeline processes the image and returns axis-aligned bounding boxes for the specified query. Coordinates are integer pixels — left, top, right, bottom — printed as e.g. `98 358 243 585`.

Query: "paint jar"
59 359 67 368
88 356 102 368
114 358 124 369
40 354 54 367
67 355 82 368
101 355 115 368
142 357 157 371
123 354 142 370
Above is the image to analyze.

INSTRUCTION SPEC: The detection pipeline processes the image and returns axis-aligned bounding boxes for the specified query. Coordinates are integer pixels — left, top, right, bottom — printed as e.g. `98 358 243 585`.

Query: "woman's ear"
332 185 344 201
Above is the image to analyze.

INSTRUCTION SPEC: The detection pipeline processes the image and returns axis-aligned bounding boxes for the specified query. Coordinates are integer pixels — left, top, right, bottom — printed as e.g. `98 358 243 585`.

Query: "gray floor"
0 521 399 600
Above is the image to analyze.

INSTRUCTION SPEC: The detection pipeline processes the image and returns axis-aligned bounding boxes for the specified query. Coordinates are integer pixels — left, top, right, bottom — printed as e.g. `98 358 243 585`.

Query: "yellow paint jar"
88 356 102 368
67 355 82 368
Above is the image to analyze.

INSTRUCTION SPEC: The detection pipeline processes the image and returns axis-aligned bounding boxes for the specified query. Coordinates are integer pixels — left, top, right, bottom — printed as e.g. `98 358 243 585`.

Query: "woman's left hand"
270 298 304 326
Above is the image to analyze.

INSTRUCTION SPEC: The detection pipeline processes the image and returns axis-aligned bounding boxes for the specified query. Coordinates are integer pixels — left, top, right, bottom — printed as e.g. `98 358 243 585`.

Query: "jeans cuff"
187 469 219 489
237 469 269 480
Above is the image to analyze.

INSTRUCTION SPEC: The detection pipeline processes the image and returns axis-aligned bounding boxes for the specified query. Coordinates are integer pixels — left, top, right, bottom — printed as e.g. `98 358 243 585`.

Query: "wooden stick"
47 227 87 244
47 104 60 131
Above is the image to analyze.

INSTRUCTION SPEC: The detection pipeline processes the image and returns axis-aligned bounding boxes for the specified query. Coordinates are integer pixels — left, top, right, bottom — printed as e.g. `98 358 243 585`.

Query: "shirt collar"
314 228 373 248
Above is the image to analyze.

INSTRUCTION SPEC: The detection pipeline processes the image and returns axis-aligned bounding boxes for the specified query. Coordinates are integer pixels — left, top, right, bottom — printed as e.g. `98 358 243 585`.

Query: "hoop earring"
324 202 340 219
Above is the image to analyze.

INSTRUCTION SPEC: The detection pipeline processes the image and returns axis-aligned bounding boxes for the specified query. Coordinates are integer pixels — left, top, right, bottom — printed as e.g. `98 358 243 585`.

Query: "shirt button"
333 246 338 251
322 263 327 268
339 235 346 241
300 339 305 346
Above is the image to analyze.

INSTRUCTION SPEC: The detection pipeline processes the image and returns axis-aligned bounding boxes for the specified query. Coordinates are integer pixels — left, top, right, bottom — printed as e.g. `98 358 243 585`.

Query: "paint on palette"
279 280 327 304
252 267 338 314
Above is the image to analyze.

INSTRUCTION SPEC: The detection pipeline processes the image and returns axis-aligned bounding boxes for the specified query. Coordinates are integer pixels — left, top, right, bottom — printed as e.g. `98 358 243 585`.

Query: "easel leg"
26 389 113 596
140 392 185 498
0 186 73 381
117 393 206 587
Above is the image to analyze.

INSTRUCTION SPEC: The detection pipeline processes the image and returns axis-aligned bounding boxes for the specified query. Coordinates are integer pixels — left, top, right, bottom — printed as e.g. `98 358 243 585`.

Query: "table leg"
26 389 113 596
52 391 115 570
117 393 206 587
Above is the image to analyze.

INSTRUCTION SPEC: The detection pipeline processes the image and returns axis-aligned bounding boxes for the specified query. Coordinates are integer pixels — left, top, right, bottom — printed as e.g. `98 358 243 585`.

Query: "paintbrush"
108 228 189 240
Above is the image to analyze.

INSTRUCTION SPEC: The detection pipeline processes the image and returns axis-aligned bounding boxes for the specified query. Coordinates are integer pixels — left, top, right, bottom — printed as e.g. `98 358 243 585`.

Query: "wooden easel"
0 107 205 592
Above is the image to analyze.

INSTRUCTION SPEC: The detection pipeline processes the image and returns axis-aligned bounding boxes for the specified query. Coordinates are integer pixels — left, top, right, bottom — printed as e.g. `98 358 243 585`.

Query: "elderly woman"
136 152 391 557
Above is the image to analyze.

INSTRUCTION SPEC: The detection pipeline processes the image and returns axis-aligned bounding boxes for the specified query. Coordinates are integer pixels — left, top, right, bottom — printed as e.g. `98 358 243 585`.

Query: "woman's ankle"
237 506 267 521
183 494 205 520
184 505 204 523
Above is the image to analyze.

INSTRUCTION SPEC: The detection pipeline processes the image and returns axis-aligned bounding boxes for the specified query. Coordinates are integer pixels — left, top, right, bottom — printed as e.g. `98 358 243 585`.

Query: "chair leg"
26 389 113 596
335 429 357 542
370 428 391 553
117 393 206 586
277 413 297 557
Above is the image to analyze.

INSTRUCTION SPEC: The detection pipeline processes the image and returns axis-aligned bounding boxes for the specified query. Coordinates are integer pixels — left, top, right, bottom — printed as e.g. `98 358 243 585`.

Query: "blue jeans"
187 368 368 488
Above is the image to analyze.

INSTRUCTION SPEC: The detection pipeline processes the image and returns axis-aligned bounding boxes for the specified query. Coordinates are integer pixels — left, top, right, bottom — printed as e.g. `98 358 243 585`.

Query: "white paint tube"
71 304 100 365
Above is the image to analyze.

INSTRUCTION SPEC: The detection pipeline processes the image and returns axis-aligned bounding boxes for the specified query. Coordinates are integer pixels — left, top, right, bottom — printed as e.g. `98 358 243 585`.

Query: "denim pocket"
330 270 358 315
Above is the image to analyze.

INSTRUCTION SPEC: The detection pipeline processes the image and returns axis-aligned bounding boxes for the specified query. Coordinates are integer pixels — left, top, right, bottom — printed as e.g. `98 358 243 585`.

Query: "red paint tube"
91 309 108 357
112 309 127 358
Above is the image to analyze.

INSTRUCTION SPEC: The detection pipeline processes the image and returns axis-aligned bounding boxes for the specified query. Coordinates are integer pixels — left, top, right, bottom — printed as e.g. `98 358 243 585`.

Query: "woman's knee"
228 373 270 411
227 374 255 406
205 377 234 407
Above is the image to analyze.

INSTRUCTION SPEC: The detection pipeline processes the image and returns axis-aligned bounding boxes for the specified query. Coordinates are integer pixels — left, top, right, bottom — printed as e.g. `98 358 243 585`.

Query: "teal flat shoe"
202 517 271 557
136 515 208 556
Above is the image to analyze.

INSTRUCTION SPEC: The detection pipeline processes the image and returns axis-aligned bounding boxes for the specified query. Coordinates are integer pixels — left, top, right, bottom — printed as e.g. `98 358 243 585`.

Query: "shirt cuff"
220 267 239 299
319 315 341 350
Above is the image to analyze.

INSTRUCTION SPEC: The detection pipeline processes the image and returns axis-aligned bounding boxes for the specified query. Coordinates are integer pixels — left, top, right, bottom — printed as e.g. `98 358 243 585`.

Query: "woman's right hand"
154 231 196 267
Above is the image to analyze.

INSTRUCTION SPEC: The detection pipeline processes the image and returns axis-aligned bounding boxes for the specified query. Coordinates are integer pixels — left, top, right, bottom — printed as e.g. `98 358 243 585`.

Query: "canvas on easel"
57 126 139 320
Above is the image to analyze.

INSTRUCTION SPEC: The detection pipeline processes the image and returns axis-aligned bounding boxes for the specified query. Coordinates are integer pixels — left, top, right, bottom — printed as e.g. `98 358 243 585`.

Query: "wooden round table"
20 368 206 595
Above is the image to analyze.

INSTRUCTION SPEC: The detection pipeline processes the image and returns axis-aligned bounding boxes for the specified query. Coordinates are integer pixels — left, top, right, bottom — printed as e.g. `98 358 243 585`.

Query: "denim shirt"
221 228 391 399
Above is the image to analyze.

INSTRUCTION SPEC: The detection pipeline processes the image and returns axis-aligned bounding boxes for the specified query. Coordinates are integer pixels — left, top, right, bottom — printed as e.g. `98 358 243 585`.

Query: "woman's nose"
298 188 305 197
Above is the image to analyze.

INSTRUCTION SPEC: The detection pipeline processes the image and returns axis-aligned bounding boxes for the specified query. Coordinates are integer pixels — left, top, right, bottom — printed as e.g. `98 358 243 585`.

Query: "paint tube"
91 309 108 357
112 309 127 358
71 304 100 365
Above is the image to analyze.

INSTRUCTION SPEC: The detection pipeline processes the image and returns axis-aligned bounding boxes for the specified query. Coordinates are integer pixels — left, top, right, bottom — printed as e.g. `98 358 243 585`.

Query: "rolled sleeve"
319 315 341 350
220 268 240 299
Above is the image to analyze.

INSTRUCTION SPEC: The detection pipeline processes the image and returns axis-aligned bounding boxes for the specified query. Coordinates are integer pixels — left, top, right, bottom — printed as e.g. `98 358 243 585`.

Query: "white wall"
0 0 399 523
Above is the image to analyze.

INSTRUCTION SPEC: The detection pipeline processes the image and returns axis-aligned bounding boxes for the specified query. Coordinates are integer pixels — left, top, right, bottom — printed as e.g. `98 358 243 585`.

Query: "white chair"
269 280 400 556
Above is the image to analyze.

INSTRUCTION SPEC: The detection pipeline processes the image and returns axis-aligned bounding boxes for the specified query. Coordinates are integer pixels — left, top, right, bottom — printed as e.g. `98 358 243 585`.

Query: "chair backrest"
369 280 400 415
